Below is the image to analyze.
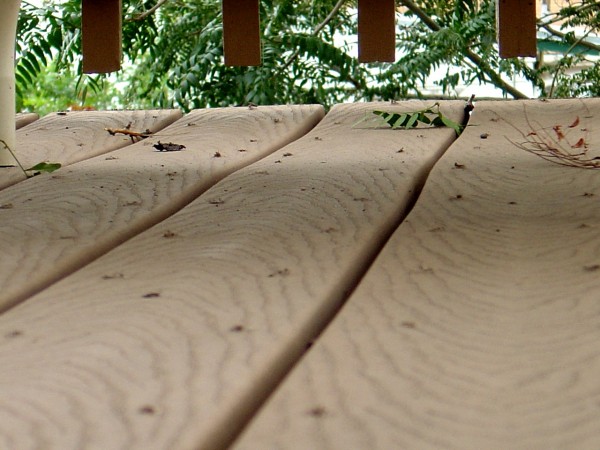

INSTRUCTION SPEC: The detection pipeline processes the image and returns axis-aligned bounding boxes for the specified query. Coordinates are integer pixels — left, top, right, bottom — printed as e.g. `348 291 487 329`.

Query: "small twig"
537 1 600 27
279 0 347 73
548 28 593 98
503 105 599 169
105 127 153 143
0 139 28 178
129 0 169 22
541 24 600 54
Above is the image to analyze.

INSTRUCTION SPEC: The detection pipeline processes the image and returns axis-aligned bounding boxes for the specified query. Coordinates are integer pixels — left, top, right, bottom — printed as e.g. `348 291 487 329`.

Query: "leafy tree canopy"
16 0 600 114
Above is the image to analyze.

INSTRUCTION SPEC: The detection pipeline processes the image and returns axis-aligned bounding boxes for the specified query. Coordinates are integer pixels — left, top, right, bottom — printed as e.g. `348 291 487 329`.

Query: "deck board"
1 110 182 190
16 113 39 129
0 105 323 313
0 101 465 450
233 99 600 449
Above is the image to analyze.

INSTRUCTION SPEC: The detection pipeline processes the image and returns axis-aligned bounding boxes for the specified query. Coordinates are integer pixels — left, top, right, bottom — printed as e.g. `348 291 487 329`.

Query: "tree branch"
279 0 347 71
541 24 600 53
129 0 169 22
537 1 600 27
399 0 529 99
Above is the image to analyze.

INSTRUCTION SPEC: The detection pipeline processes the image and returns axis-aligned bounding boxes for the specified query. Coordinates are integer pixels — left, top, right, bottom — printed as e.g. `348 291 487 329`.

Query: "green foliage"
18 62 120 115
14 0 600 113
17 1 114 112
0 138 60 178
25 162 62 175
119 0 366 109
356 103 464 135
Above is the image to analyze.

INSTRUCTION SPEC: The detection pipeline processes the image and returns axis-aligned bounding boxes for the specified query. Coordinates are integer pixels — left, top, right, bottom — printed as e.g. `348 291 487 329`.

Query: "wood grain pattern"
1 110 182 190
0 105 323 313
16 113 39 129
0 101 465 450
233 99 600 449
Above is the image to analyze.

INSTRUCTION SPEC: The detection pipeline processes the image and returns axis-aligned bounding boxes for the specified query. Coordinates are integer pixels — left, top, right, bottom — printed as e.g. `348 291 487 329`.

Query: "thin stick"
0 139 28 177
279 0 347 72
502 105 599 169
130 0 169 22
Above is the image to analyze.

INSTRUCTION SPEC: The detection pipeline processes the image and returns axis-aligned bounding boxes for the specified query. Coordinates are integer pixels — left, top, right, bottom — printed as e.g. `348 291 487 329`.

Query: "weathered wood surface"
1 110 182 190
16 113 39 129
0 105 323 314
234 99 600 449
0 101 464 450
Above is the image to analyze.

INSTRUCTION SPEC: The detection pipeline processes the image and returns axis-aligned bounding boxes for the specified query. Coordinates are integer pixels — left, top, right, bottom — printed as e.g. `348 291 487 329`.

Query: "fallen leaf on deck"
25 162 62 174
153 141 186 152
569 116 580 128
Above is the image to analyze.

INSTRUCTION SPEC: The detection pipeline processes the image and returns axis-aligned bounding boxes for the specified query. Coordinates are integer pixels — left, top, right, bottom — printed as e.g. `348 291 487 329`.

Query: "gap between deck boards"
230 98 600 450
0 106 324 315
0 102 469 450
222 147 451 450
205 104 472 450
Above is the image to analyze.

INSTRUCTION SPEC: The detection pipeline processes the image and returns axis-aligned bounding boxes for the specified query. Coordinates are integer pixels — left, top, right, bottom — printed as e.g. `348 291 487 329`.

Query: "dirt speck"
307 407 326 417
102 273 124 280
268 268 290 277
5 330 23 339
139 405 156 415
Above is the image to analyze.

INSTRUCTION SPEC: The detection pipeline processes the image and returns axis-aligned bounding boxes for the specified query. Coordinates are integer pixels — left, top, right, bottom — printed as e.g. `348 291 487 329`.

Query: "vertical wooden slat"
358 0 396 63
82 0 122 73
497 0 537 58
222 0 261 66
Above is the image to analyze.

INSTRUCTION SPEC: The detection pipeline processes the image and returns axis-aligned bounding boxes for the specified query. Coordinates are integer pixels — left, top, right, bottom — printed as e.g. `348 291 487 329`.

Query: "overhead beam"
222 0 261 66
82 0 122 73
497 0 537 58
358 0 396 62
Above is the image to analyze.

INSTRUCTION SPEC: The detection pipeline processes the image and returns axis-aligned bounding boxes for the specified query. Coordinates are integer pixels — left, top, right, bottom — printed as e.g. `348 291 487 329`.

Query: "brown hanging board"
497 0 537 58
358 0 396 62
222 0 261 66
82 0 122 73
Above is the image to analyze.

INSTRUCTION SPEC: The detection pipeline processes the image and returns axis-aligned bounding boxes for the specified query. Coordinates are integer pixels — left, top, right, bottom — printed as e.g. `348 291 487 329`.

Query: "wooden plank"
497 0 537 57
222 0 261 66
82 0 122 73
358 0 396 62
0 110 182 190
233 99 600 449
16 113 39 129
0 105 323 313
0 101 465 450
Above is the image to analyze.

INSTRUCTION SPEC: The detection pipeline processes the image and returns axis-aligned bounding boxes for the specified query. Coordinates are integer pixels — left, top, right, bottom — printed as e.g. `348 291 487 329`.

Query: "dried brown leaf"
553 125 565 140
569 116 580 128
572 138 586 149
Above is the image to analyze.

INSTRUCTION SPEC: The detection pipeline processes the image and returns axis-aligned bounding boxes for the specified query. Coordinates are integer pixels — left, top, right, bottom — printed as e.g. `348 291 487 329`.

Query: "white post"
0 0 21 166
